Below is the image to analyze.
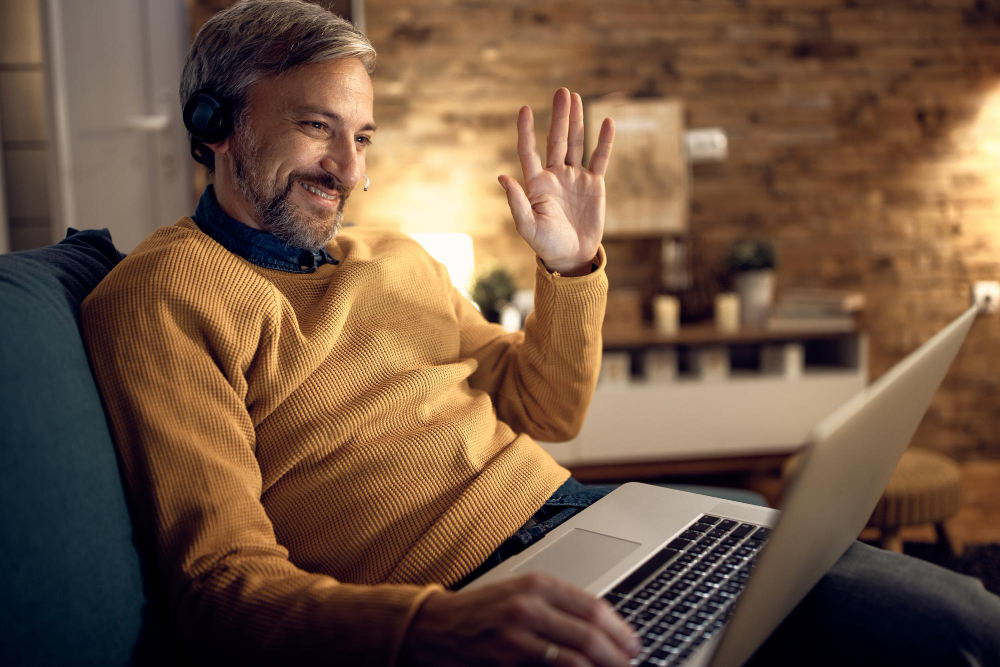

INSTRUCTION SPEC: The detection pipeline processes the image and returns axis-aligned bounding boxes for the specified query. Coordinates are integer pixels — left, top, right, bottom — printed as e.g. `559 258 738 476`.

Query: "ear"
204 137 231 156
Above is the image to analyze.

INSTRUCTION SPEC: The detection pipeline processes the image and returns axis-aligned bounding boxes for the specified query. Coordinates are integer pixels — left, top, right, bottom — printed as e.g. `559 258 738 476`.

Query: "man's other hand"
498 88 615 278
402 572 640 666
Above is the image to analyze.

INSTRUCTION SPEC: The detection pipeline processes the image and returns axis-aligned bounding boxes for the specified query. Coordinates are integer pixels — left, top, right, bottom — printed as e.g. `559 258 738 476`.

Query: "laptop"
464 305 979 667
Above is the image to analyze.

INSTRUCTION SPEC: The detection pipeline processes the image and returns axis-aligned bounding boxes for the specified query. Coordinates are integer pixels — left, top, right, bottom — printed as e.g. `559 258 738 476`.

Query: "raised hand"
499 88 615 277
402 572 639 666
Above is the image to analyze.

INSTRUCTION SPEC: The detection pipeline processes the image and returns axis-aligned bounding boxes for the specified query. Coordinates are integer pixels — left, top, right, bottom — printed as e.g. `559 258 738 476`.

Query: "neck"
212 162 265 232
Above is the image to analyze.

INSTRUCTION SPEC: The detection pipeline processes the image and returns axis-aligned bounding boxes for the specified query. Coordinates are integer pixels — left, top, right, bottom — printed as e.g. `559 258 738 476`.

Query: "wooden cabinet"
538 326 868 469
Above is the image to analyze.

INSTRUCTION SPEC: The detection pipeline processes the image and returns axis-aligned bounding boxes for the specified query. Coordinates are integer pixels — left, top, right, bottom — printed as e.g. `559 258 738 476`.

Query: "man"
82 1 999 666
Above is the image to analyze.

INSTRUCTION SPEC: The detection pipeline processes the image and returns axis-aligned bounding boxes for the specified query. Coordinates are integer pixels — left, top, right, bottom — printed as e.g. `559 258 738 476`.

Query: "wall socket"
973 281 1000 314
684 128 728 162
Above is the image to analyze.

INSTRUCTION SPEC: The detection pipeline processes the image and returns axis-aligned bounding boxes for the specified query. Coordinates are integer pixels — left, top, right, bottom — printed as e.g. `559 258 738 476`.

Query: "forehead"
251 58 374 124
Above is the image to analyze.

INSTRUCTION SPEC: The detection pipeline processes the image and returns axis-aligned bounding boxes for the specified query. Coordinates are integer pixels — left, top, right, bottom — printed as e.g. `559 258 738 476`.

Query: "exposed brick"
189 0 1000 460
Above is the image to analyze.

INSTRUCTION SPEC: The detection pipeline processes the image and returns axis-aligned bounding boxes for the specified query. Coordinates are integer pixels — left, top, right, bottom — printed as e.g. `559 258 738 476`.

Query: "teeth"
300 181 336 200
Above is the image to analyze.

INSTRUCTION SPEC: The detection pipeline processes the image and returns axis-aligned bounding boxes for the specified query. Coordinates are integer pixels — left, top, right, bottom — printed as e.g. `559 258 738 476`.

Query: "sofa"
0 229 768 666
0 229 181 665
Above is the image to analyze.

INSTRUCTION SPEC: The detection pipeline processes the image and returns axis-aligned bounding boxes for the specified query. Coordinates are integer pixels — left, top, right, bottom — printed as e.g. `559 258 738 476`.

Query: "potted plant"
726 239 777 327
471 267 516 324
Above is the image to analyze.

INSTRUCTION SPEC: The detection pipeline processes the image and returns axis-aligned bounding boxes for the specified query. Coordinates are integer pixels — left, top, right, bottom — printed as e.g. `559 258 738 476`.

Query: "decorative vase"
734 270 775 327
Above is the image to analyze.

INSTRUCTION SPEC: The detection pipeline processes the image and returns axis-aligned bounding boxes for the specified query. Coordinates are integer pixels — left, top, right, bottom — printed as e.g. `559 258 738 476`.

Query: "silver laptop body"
464 306 978 667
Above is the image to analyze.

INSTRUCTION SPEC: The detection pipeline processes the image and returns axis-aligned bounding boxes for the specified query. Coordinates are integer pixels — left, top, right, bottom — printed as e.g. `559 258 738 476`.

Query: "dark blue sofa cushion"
0 229 147 665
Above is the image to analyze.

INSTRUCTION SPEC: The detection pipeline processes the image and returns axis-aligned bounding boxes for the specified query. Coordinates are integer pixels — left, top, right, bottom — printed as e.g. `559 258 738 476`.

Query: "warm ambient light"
409 232 476 299
966 84 1000 245
971 85 1000 161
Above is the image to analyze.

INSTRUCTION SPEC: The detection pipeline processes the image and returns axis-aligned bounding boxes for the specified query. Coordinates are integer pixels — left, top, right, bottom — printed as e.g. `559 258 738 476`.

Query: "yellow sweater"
81 217 608 665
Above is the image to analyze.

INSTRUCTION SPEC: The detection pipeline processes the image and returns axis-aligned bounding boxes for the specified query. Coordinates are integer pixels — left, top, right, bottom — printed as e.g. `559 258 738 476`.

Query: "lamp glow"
410 232 476 299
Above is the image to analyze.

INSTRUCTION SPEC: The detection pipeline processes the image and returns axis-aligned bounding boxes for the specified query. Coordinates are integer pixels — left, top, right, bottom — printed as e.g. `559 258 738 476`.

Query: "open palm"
499 88 615 276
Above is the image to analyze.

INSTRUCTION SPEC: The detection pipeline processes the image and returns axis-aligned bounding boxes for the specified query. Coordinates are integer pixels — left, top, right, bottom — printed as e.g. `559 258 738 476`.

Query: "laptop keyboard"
602 515 771 666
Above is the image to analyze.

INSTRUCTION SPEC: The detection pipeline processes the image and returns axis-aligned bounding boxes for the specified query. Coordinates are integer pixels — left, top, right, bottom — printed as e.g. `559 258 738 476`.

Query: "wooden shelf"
602 323 860 349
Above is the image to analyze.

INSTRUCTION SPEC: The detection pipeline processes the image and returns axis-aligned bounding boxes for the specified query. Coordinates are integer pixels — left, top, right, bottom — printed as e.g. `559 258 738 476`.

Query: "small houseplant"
726 239 777 327
471 267 516 324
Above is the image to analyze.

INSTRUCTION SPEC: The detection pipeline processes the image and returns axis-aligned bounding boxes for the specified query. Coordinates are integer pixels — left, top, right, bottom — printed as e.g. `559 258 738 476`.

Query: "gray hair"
180 0 376 171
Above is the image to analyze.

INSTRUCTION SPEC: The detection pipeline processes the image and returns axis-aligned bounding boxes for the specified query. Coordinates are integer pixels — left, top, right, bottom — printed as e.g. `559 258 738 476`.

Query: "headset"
182 87 370 191
183 88 232 145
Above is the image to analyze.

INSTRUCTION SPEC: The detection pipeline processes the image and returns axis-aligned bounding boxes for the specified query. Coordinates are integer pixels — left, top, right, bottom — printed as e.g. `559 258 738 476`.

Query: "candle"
715 293 740 333
653 295 680 337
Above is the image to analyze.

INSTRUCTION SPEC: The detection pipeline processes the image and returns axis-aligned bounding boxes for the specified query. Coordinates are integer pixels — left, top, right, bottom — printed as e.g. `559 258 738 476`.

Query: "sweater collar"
192 185 338 273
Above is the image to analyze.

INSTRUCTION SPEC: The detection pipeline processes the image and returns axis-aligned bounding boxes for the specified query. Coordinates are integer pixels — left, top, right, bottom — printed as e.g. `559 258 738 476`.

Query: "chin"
265 201 344 251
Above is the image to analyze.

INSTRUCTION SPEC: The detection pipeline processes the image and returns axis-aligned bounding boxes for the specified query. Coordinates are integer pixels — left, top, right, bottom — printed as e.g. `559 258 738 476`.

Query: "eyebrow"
293 105 377 133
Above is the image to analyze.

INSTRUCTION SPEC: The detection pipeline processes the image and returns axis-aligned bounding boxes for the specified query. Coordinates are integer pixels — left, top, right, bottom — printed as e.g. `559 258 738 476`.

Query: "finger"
546 88 571 168
504 629 591 667
531 602 632 667
498 175 534 237
517 106 543 183
524 575 638 658
587 117 615 177
565 92 584 166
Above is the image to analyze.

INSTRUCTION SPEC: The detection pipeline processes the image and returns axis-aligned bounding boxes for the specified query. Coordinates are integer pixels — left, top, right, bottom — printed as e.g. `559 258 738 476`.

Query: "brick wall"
193 0 1000 460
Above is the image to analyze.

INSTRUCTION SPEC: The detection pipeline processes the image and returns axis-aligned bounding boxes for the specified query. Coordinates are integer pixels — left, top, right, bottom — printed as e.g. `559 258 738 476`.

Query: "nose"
320 139 362 190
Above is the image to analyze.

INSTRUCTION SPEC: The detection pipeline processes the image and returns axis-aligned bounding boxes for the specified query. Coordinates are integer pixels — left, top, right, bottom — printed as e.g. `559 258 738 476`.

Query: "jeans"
456 478 1000 665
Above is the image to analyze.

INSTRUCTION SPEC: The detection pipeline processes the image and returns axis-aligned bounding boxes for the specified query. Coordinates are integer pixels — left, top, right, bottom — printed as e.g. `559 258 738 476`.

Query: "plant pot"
734 270 775 327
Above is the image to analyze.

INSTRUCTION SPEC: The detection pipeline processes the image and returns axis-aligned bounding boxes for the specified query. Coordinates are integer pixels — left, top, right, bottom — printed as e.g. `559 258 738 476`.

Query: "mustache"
291 171 350 198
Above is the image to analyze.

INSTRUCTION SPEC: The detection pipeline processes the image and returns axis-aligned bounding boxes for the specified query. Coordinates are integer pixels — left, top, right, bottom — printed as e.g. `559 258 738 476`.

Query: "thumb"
498 176 534 238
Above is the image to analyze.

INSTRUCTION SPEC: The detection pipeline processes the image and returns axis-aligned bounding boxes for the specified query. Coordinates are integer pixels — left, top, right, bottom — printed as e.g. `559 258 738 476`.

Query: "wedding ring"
543 643 560 663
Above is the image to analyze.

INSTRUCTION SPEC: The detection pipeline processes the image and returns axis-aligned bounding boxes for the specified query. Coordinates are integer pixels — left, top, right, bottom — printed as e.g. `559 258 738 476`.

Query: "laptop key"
667 538 693 551
731 523 756 538
637 611 658 624
752 527 771 540
642 630 664 647
699 515 721 525
718 519 737 530
654 644 678 659
687 522 712 533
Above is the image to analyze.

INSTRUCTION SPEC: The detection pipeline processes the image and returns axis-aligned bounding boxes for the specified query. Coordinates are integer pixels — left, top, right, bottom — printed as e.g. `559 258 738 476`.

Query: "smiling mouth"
298 181 339 202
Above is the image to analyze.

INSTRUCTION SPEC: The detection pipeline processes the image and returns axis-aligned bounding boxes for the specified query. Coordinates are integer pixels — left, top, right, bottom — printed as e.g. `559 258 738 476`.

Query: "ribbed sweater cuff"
534 244 607 283
388 584 446 666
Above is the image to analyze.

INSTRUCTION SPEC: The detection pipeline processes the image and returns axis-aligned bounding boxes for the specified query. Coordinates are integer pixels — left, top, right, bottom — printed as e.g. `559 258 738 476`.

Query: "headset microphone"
182 88 232 144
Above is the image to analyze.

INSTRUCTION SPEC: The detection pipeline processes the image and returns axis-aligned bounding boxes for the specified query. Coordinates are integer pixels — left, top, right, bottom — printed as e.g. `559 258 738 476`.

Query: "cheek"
275 136 326 172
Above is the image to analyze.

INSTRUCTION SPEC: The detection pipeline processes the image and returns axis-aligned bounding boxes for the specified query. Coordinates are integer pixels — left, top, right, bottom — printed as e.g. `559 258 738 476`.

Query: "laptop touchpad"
512 528 642 588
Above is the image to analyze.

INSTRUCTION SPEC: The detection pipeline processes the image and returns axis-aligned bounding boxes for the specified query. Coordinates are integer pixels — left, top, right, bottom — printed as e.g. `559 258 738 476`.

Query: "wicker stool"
783 448 963 555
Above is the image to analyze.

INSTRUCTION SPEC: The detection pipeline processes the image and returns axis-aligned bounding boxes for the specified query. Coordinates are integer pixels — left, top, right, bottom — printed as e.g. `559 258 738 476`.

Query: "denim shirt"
191 185 339 273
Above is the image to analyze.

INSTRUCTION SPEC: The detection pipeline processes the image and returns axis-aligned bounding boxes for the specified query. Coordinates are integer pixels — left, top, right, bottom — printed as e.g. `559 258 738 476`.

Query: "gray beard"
230 126 346 251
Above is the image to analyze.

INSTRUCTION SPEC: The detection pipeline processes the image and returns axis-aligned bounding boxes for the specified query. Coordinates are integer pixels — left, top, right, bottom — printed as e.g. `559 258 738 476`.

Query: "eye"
356 135 373 147
303 120 327 132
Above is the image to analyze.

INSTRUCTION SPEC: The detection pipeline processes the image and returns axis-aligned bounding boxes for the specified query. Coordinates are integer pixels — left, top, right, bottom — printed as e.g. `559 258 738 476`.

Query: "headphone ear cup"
183 89 232 144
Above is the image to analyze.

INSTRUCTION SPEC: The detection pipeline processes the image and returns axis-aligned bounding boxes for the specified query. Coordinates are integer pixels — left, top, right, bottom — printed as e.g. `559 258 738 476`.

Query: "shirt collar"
191 185 338 273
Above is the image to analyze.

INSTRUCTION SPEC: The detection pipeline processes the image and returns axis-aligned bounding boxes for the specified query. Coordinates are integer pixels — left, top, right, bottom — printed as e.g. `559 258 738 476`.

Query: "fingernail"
497 177 507 193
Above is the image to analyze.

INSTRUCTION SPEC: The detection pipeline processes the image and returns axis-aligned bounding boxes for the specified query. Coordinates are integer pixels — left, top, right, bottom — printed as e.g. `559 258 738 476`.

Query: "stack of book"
766 289 865 332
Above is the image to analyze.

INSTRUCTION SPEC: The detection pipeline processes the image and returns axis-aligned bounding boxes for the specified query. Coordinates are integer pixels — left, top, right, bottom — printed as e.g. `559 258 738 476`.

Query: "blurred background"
2 0 998 577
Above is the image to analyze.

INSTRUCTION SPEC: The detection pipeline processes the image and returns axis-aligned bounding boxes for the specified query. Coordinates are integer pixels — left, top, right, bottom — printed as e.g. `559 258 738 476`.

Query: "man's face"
228 58 375 250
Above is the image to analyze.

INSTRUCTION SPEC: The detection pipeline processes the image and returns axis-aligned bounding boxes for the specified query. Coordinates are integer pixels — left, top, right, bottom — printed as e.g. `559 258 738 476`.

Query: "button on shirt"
191 185 339 273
